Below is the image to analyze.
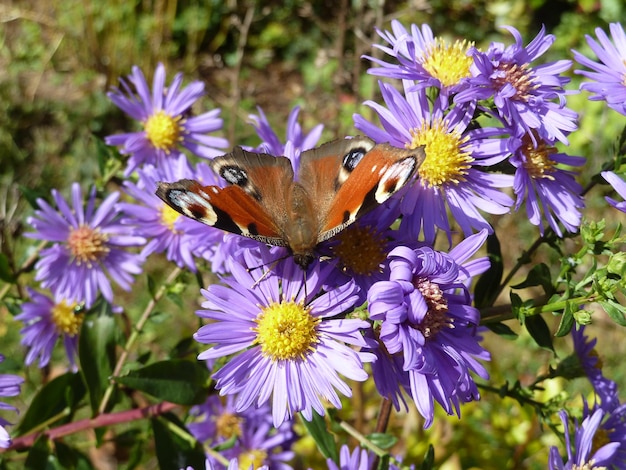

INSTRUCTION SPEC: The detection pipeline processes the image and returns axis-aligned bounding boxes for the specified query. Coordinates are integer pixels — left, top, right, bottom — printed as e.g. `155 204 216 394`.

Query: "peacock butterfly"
156 136 425 268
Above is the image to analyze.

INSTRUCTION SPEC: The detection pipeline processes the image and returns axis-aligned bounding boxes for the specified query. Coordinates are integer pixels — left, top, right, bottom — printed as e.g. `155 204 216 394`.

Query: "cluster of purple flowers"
355 20 587 239
12 18 626 469
548 327 626 469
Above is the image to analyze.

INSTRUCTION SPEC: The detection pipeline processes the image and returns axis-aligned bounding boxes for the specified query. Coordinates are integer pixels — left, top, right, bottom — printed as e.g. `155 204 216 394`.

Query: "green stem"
98 266 182 414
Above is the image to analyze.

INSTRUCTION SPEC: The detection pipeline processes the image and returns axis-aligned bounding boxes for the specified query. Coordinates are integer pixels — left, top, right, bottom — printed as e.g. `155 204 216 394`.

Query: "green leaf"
0 253 14 283
55 441 94 470
599 299 626 326
19 185 48 210
300 409 338 462
79 299 118 414
147 274 157 298
474 233 503 308
420 445 436 470
486 322 518 339
152 413 205 470
16 373 86 435
25 435 52 470
93 135 113 177
524 315 554 352
511 263 554 296
115 359 210 405
555 303 576 337
367 432 397 450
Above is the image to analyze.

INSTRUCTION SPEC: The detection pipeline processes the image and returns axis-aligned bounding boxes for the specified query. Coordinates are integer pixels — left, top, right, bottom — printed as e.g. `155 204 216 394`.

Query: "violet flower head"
602 171 626 213
367 230 491 427
15 288 85 371
106 62 229 175
510 131 585 236
26 183 145 308
0 354 23 449
189 395 295 470
120 154 223 272
364 20 474 93
455 26 577 145
571 326 619 412
194 244 374 427
248 105 323 169
574 23 626 116
354 82 514 243
549 408 621 470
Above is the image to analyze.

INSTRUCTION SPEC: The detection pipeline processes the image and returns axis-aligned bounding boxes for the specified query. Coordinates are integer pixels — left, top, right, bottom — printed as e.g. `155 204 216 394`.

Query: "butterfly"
156 136 426 269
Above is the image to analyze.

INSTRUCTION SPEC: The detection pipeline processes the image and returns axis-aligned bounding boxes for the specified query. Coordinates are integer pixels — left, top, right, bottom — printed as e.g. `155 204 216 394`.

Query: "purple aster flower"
106 62 229 175
194 243 374 427
26 183 145 308
354 81 514 243
455 26 577 145
248 105 323 169
548 408 621 470
326 445 373 470
322 201 423 304
590 400 626 468
573 23 626 116
571 326 619 411
510 131 585 236
364 20 474 93
15 288 84 371
602 171 626 213
249 105 323 155
324 444 410 470
120 154 223 272
367 230 491 427
0 354 24 449
188 395 295 470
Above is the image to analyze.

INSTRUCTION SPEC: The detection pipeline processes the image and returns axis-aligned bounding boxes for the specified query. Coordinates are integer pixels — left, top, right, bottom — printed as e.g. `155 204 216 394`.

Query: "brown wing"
156 147 296 246
297 136 376 231
318 143 426 241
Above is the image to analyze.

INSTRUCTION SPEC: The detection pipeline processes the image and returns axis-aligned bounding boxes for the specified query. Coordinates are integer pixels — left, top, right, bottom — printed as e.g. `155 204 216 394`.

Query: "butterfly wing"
317 141 426 241
156 147 295 246
297 136 376 230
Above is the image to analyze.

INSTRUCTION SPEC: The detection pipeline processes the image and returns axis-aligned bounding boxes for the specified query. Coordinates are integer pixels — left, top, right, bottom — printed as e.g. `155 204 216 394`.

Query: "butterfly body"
156 136 425 268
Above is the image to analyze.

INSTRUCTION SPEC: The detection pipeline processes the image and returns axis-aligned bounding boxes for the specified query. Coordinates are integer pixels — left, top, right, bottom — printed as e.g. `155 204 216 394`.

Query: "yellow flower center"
238 449 268 470
144 110 182 151
415 277 453 338
571 462 606 470
421 38 474 87
160 203 181 231
215 412 242 440
333 225 387 275
409 118 473 187
493 62 538 102
521 134 557 180
253 301 320 361
51 300 84 336
67 225 110 266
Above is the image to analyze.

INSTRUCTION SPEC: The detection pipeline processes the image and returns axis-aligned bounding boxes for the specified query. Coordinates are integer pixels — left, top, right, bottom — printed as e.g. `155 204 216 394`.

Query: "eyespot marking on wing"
215 163 263 201
166 188 218 225
220 165 248 186
337 142 374 185
374 157 418 203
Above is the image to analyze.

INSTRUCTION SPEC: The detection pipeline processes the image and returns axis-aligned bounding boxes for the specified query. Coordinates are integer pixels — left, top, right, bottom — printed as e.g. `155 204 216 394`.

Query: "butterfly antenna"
251 259 280 289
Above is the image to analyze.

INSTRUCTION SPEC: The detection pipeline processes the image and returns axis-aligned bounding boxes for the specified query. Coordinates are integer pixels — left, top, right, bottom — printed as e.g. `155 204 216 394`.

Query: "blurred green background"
2 0 626 468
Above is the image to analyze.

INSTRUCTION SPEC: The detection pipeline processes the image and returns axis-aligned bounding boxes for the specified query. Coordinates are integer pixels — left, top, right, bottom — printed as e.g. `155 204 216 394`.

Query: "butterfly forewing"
318 143 426 240
156 180 286 245
297 136 376 229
